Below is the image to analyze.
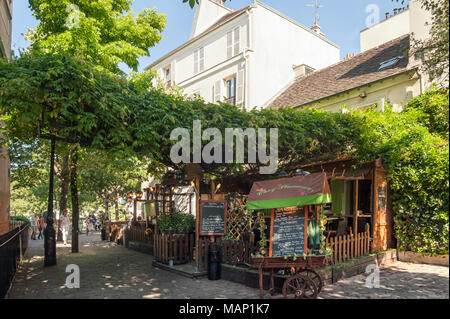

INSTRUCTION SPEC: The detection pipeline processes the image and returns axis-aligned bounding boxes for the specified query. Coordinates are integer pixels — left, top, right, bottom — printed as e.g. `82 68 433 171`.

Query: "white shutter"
194 49 199 74
199 47 205 72
234 27 240 56
214 80 222 103
237 69 245 106
171 62 176 85
227 31 233 59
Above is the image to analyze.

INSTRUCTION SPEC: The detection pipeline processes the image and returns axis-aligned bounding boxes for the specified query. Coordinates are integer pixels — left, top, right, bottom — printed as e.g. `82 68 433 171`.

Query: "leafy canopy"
27 0 167 73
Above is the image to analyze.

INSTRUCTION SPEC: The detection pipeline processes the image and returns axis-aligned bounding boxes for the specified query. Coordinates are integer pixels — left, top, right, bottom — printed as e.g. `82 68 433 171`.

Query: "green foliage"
27 0 166 73
1 53 448 255
354 97 449 255
9 215 31 225
157 211 195 234
403 88 449 139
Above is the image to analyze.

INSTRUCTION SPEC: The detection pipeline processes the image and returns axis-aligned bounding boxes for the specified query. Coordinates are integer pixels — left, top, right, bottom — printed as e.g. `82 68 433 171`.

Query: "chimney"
344 53 356 60
293 64 315 78
310 24 324 36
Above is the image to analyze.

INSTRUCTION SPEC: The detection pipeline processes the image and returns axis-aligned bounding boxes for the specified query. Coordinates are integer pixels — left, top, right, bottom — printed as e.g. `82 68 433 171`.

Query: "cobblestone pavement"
7 234 449 299
319 262 449 299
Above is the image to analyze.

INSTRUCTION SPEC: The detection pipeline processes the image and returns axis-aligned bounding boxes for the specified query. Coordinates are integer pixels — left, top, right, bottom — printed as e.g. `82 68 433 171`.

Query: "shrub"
354 96 449 255
9 215 31 225
157 211 195 234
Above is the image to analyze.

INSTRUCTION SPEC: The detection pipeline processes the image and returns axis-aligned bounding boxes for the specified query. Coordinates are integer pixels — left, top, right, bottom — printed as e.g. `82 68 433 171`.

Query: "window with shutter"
227 31 233 60
194 50 199 74
194 47 205 74
171 62 176 85
237 69 245 106
234 27 240 56
199 47 205 72
214 80 222 103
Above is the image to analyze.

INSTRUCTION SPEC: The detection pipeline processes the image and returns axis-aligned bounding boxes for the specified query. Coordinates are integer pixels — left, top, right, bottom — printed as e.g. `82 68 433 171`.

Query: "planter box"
154 232 195 265
398 251 449 266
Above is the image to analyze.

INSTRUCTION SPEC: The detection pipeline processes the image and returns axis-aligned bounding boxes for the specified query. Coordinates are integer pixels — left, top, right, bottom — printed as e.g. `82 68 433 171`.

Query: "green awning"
247 173 332 210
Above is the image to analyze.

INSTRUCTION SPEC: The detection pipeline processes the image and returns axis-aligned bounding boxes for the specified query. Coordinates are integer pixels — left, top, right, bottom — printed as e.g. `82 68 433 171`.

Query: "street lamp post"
44 138 57 267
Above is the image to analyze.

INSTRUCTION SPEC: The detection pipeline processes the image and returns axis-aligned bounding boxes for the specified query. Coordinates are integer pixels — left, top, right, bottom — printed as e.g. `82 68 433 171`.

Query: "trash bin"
101 227 106 241
208 248 221 281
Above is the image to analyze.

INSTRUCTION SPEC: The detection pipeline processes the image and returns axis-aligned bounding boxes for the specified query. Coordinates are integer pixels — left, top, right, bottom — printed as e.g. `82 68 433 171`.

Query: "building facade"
268 1 434 112
0 0 12 235
146 0 340 110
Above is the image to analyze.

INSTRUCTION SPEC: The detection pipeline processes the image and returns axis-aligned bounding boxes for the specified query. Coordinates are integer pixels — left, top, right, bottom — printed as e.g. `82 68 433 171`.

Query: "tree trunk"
105 198 110 221
70 145 80 253
115 196 119 221
57 154 70 242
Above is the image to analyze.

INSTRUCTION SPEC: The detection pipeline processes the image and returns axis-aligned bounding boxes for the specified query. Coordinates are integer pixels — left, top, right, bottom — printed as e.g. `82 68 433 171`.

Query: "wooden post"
194 177 201 271
269 209 275 257
353 180 359 236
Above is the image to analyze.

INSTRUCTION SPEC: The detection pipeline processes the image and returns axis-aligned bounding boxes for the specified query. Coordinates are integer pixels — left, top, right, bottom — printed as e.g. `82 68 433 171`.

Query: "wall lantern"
135 191 144 200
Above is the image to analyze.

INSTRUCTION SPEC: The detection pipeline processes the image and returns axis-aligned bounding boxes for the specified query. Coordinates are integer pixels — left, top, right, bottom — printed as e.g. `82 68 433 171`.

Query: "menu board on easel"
200 201 227 236
270 207 308 257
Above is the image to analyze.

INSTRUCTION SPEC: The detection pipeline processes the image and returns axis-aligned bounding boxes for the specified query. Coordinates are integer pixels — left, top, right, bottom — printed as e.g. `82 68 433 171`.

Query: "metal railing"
224 96 236 106
0 222 29 299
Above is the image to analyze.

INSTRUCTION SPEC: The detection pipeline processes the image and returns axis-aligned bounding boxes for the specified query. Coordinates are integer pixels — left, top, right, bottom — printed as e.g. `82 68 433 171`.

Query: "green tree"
27 0 167 73
9 0 166 252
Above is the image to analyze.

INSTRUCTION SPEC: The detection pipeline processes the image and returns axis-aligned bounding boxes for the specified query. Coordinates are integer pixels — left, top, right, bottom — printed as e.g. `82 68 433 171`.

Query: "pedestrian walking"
29 214 38 240
42 210 48 228
60 210 71 245
37 215 44 240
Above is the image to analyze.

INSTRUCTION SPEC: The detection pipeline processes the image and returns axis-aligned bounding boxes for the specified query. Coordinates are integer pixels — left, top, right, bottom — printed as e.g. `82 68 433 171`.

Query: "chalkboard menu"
271 209 307 257
200 201 227 236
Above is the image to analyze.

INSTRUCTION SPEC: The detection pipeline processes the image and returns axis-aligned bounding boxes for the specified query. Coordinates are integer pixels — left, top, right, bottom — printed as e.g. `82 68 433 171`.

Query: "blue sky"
12 0 407 73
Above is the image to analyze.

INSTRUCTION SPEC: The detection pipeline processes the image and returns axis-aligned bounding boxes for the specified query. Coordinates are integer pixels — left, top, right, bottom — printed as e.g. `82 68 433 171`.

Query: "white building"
360 0 432 53
146 0 340 110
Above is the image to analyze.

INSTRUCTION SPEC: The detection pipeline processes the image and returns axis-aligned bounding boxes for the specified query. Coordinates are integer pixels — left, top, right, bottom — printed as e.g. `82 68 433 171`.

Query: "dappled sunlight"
8 234 448 299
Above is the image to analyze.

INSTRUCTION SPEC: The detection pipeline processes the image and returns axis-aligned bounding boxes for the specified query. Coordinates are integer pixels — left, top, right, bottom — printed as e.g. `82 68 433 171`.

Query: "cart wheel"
298 269 323 294
268 288 276 296
282 274 319 299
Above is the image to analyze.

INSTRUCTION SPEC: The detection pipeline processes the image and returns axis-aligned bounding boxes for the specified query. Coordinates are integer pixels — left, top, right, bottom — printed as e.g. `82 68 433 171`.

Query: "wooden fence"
129 222 153 244
154 232 195 265
326 229 372 265
198 234 256 270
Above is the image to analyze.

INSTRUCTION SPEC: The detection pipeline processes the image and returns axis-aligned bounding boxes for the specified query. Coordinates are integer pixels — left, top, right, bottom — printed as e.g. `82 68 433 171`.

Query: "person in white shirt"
60 209 71 245
29 214 39 240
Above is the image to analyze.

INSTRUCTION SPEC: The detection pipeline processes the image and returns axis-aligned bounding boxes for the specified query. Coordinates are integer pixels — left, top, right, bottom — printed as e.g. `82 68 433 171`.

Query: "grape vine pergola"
0 54 361 265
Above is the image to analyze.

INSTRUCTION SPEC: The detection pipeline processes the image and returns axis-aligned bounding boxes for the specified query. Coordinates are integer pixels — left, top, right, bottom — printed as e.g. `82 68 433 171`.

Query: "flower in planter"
259 247 267 256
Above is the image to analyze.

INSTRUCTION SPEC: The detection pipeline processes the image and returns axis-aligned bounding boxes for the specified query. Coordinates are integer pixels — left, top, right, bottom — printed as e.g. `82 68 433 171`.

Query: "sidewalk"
7 234 449 299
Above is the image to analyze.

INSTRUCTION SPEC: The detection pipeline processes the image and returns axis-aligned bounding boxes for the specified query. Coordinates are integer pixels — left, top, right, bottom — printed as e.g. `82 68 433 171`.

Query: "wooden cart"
250 255 328 299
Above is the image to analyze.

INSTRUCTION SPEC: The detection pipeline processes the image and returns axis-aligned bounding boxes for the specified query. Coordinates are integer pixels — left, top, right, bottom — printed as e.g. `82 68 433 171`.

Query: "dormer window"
379 56 405 70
